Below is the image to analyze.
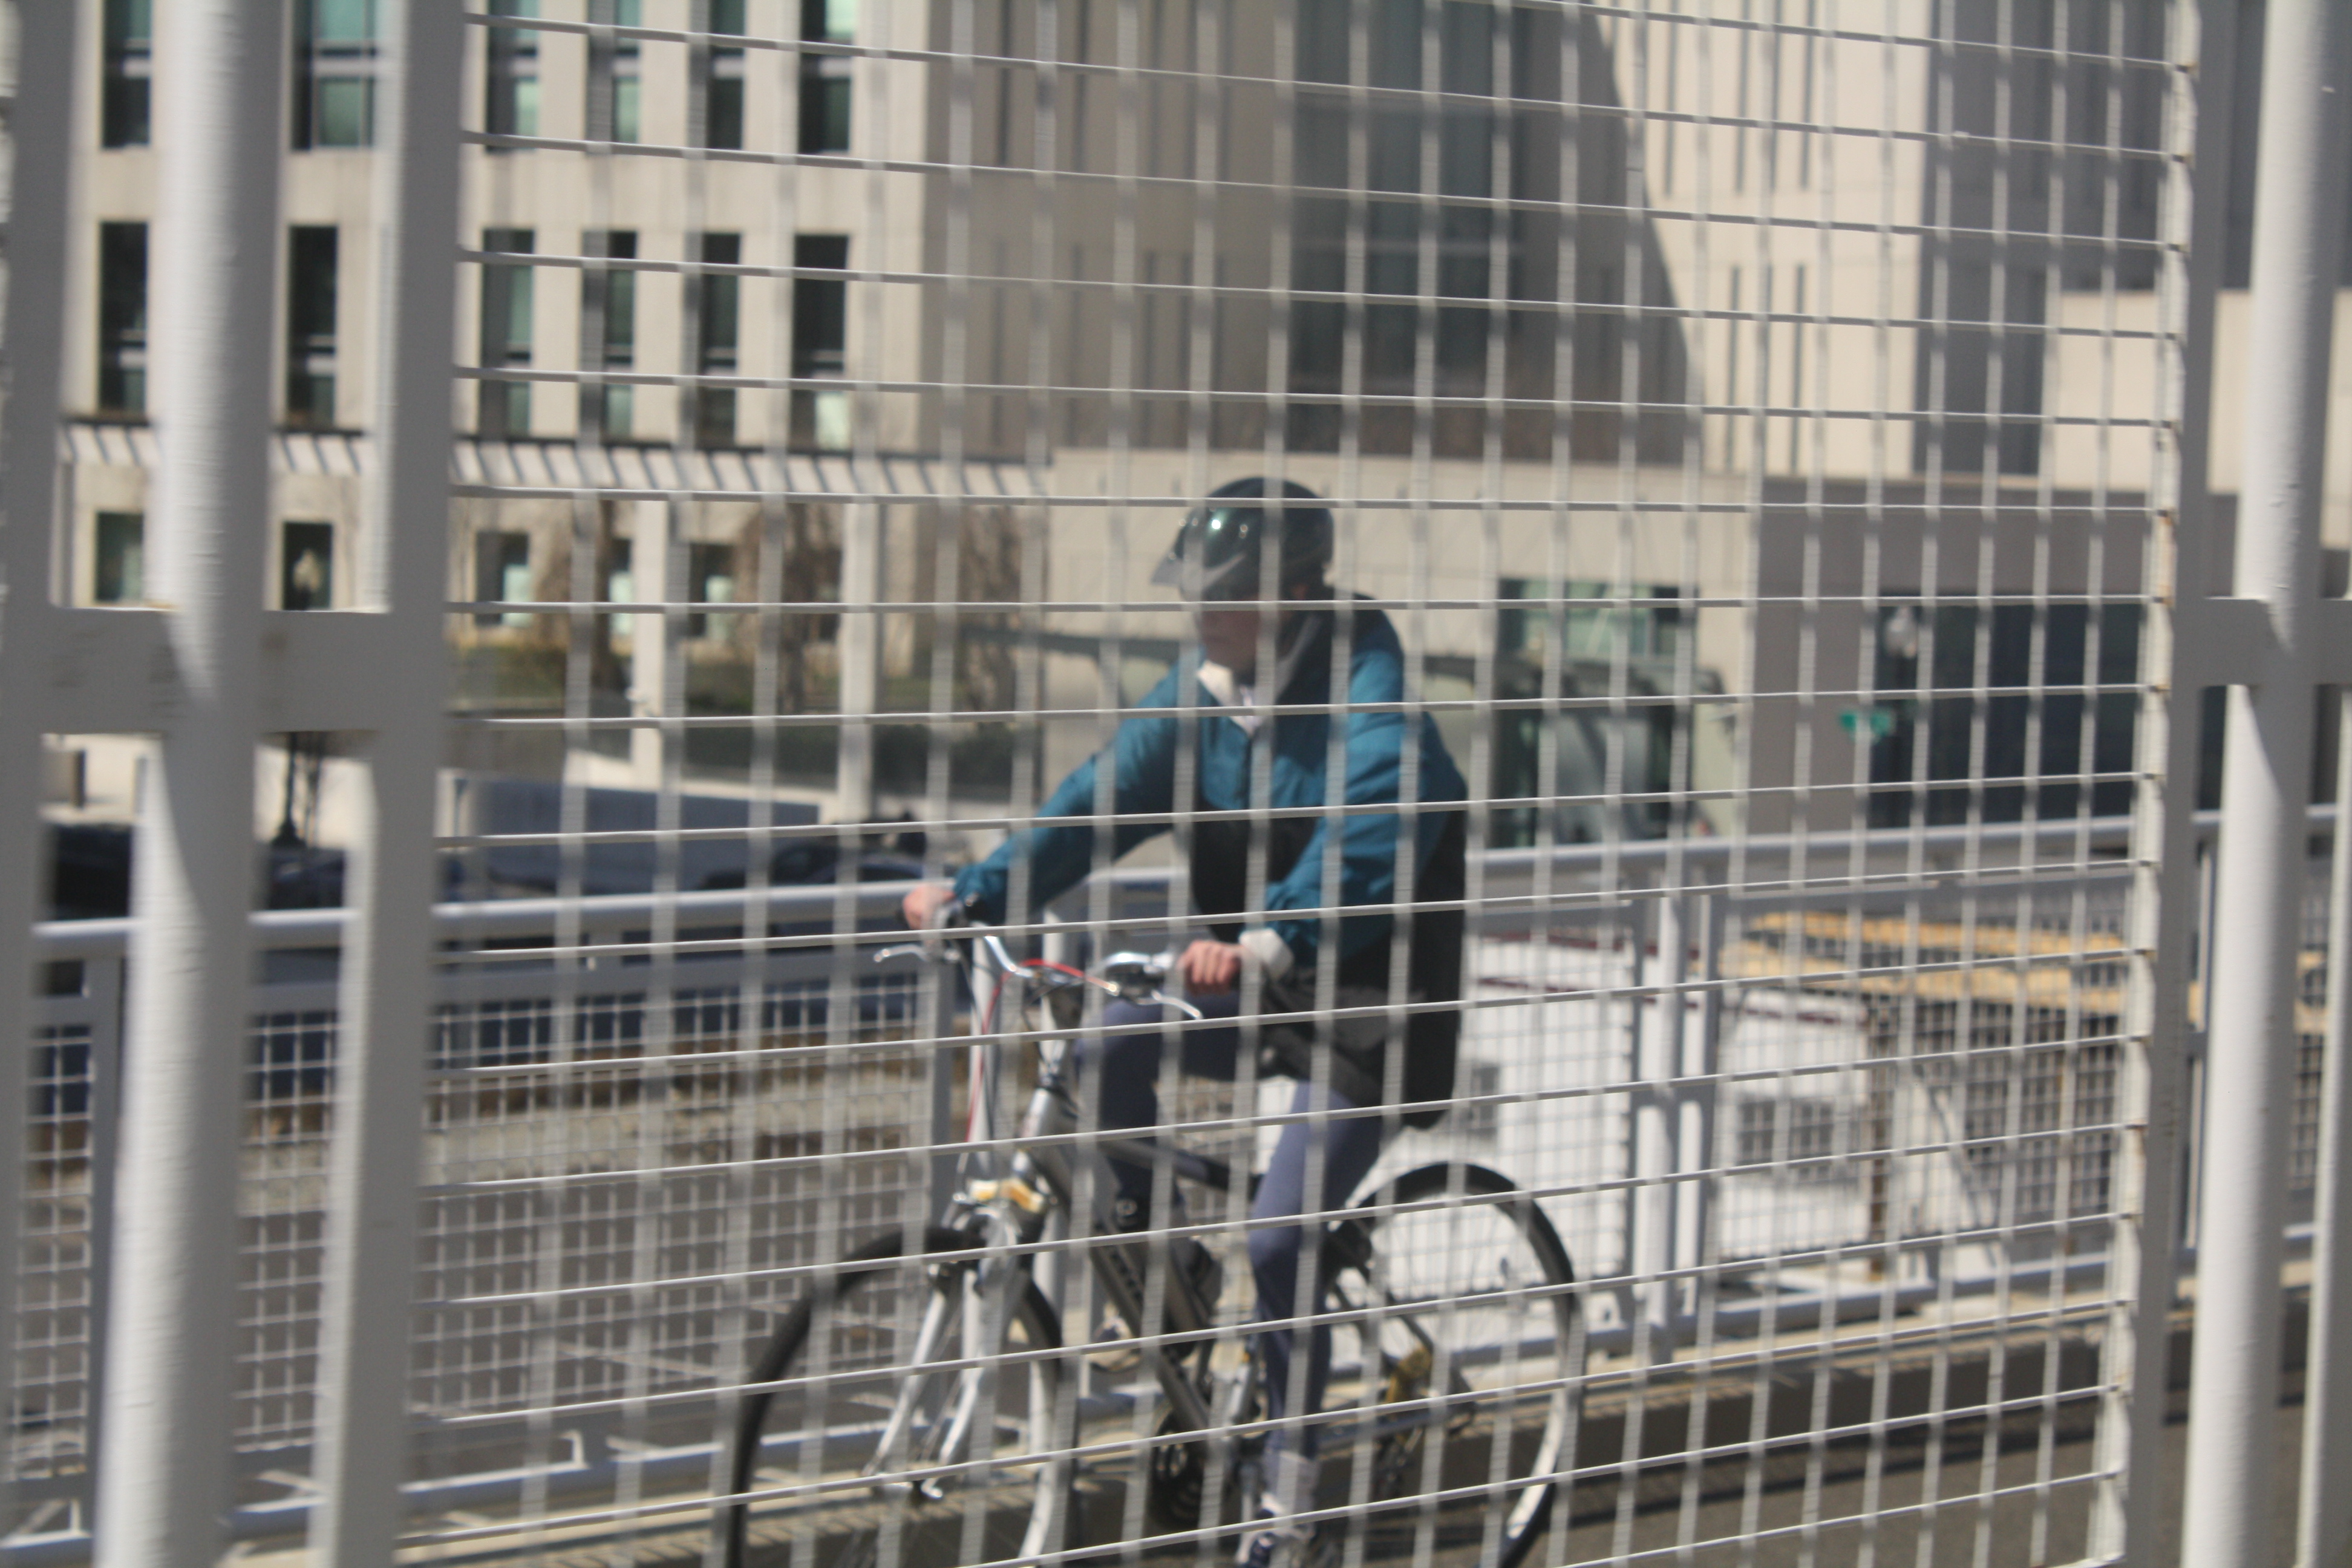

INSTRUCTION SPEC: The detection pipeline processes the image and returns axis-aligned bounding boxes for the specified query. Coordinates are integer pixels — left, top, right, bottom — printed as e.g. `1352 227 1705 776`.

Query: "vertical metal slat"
2182 2 2351 1563
91 4 286 1566
303 0 463 1561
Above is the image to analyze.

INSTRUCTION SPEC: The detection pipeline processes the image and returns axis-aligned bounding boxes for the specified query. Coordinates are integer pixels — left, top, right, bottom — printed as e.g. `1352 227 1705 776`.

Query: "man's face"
1196 602 1266 673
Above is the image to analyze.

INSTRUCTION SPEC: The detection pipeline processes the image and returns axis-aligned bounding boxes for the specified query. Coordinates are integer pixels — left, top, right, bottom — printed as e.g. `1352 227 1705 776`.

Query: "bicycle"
717 923 1586 1568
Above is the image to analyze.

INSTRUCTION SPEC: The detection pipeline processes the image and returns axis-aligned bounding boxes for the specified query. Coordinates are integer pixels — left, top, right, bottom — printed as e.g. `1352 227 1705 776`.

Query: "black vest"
1181 615 1466 1127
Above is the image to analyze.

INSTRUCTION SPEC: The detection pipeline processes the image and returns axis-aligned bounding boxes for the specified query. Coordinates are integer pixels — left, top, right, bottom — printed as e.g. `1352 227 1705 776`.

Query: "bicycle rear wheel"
720 1226 1074 1568
1317 1163 1583 1568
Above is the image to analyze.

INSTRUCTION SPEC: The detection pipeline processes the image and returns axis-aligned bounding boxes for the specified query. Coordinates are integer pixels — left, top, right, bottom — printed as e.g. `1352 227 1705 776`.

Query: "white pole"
0 0 80 1540
2304 698 2352 1568
2181 2 2351 1563
1673 895 1720 1313
835 503 880 822
1633 892 1685 1358
93 3 284 1566
629 497 673 785
303 1 462 1560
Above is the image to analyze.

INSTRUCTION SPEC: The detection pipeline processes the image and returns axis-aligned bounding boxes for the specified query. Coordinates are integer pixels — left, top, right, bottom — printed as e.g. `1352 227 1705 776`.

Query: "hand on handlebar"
1177 939 1245 995
902 883 961 932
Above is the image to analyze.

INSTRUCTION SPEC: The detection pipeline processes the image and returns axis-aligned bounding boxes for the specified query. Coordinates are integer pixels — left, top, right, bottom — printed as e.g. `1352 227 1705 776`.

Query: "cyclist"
902 477 1469 1567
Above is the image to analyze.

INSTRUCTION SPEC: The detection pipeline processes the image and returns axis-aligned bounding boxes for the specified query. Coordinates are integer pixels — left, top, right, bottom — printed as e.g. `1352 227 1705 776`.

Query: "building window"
100 0 152 148
474 531 532 629
94 513 143 605
281 521 335 610
97 222 148 417
693 233 742 448
485 0 540 141
286 227 339 428
587 0 642 145
799 0 854 154
1735 1095 1845 1181
581 230 636 441
1287 0 1510 454
1498 580 1685 665
790 234 849 449
604 538 634 604
479 229 535 437
293 0 378 149
704 0 748 151
1865 601 2145 828
687 541 736 639
1486 579 1698 849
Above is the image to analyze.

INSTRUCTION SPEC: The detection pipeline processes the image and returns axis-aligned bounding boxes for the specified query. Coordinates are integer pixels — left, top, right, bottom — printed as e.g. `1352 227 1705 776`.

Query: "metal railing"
16 1 2352 1566
0 810 2285 1558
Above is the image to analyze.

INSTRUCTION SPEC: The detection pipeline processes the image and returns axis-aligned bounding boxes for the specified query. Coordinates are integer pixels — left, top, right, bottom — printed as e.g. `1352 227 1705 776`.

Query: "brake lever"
1142 990 1206 1022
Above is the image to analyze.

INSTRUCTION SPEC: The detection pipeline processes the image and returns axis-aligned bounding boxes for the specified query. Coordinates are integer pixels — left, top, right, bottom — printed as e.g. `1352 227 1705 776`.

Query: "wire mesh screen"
5 0 2229 1565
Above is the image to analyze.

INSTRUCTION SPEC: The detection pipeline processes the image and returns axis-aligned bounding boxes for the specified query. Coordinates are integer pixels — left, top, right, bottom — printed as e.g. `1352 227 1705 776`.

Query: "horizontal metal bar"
28 805 2280 961
0 1229 2223 1566
462 5 2174 81
33 609 413 736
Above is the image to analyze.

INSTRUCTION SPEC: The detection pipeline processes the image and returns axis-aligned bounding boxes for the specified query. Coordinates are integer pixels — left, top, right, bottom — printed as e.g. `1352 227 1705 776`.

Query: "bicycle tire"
1325 1161 1584 1568
719 1226 1073 1568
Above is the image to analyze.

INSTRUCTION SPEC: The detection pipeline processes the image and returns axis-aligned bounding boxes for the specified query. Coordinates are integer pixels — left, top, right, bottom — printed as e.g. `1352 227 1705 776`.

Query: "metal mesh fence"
0 0 2265 1565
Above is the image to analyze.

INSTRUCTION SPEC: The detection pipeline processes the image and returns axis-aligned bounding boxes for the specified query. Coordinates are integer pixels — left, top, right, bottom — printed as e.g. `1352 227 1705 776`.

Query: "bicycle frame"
864 929 1239 1495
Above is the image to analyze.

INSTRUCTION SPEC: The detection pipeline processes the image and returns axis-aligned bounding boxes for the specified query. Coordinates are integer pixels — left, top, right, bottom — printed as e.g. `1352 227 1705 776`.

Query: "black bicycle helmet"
1151 477 1335 601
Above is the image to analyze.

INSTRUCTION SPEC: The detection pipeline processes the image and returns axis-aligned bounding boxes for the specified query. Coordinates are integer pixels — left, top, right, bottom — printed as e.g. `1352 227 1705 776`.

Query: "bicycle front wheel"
1318 1162 1584 1568
720 1226 1075 1568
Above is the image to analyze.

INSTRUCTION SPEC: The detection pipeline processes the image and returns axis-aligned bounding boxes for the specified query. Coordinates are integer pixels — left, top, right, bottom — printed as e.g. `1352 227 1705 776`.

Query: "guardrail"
1 809 2295 1558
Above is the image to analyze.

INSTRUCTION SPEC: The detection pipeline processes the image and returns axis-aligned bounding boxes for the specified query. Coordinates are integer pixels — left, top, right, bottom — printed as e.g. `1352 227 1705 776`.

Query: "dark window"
1907 1 2085 477
485 0 540 141
1287 0 1505 452
587 0 642 145
286 227 339 428
479 229 535 437
1497 579 1684 664
474 531 532 628
97 222 148 417
705 0 748 151
1488 578 1695 848
281 521 335 610
94 512 143 604
604 538 634 604
799 0 854 154
687 540 736 639
581 230 636 440
693 233 742 448
101 0 152 148
791 234 848 448
292 0 379 149
1865 601 2145 827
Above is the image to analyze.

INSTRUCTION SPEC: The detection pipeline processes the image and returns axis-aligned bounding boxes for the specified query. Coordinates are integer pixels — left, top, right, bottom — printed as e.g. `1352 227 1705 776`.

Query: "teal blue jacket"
953 599 1468 972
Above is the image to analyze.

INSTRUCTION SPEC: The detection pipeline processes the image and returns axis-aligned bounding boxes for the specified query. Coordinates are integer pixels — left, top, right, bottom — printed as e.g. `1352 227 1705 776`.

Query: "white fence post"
2182 2 2352 1563
91 4 285 1566
2304 713 2352 1567
0 0 78 1537
302 1 463 1561
1674 894 1722 1318
1633 890 1685 1359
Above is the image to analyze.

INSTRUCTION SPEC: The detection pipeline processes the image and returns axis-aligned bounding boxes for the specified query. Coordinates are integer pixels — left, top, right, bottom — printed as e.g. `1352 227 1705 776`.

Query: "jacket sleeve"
951 671 1184 923
1258 639 1449 967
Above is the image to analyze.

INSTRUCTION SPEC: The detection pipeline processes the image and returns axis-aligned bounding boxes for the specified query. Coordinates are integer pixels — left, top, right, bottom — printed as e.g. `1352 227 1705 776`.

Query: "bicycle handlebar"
875 920 1206 1020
